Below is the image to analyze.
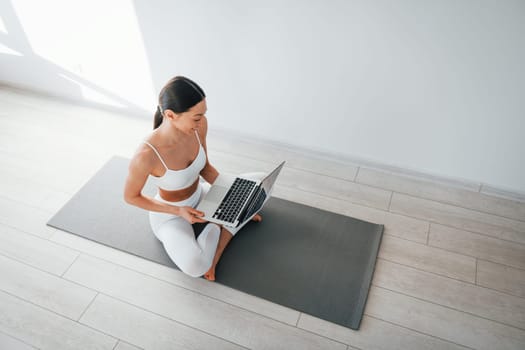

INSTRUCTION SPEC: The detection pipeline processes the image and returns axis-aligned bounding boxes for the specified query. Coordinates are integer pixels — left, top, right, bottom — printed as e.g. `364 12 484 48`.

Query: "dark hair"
153 76 206 129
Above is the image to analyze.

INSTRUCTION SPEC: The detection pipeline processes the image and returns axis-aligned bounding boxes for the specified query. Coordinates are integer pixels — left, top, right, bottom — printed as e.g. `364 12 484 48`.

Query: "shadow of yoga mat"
47 156 383 330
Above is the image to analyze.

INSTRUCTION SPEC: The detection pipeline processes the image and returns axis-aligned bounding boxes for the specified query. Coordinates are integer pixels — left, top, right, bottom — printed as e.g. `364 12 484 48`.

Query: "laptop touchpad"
205 186 228 202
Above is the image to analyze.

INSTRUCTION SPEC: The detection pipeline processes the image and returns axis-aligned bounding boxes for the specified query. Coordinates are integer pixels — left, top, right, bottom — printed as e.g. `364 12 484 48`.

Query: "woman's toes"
204 269 216 281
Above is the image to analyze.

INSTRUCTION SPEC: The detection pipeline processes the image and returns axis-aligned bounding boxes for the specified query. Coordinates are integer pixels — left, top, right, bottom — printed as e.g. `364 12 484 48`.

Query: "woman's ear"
163 109 179 121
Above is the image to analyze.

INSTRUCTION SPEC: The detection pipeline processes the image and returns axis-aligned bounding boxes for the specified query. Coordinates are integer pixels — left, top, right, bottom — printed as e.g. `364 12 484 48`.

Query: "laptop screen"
237 161 285 225
260 161 285 197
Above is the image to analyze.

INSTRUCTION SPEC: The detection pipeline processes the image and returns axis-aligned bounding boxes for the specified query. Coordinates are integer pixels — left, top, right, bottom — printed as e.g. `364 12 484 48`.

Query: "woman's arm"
197 116 220 184
123 150 182 215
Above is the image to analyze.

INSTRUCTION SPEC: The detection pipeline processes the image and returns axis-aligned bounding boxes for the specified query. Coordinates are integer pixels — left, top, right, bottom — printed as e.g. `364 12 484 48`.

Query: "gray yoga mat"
47 156 383 330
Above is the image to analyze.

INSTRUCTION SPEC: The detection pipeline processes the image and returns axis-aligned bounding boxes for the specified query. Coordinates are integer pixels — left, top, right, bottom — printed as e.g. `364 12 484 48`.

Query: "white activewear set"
143 130 263 277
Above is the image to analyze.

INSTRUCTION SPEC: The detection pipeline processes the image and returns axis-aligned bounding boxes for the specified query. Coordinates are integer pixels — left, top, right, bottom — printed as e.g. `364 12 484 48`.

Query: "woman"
124 76 263 281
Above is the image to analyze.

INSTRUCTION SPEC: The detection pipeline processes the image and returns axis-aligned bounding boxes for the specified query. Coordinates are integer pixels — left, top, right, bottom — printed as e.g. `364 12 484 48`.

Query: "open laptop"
197 161 285 228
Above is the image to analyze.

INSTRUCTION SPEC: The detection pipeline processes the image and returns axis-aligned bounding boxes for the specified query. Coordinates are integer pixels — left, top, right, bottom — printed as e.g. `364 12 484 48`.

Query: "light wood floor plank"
50 230 301 326
390 193 525 244
0 254 96 320
279 167 392 210
429 223 525 270
208 149 276 175
0 141 77 212
0 290 116 350
298 314 469 350
209 150 392 210
0 129 38 156
39 190 72 213
0 113 137 162
373 259 525 330
273 184 383 221
0 330 38 350
381 212 430 244
0 196 56 238
366 287 525 350
207 131 359 181
377 236 476 282
0 224 78 276
81 293 246 350
477 260 525 298
64 254 346 350
0 152 80 194
114 341 143 350
357 167 525 221
0 118 105 161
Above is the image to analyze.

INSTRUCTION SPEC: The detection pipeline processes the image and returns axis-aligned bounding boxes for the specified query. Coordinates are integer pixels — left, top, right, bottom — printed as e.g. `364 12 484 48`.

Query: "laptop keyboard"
213 178 257 223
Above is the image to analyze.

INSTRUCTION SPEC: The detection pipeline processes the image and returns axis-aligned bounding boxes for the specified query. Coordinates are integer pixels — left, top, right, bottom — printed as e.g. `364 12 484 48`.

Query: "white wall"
1 0 524 193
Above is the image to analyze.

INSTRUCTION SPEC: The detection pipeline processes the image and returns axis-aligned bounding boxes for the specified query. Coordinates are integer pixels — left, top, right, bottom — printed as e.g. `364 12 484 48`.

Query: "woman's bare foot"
204 228 233 281
204 268 216 281
252 214 262 222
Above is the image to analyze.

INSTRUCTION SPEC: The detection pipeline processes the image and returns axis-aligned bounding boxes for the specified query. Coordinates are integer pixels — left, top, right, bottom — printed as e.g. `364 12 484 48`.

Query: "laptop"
196 161 285 228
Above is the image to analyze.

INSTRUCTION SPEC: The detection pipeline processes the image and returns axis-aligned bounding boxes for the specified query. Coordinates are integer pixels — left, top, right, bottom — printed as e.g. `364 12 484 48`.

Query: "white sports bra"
142 130 206 191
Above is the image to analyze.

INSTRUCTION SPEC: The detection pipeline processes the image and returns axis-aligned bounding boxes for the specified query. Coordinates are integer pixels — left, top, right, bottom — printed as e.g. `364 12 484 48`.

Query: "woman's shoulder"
130 136 158 172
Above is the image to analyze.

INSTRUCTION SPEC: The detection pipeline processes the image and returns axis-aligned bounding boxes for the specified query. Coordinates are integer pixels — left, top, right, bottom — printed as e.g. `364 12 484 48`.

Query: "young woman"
124 76 263 281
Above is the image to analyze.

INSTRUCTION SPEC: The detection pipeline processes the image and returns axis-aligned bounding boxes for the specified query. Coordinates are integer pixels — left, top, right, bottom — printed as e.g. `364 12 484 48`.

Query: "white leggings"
149 173 265 278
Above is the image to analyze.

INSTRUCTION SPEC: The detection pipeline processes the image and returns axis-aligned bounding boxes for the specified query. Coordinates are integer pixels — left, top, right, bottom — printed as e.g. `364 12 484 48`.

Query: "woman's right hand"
177 206 208 224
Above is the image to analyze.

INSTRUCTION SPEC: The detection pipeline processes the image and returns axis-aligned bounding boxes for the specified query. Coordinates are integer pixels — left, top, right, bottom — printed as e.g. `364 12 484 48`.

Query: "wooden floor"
1 86 524 350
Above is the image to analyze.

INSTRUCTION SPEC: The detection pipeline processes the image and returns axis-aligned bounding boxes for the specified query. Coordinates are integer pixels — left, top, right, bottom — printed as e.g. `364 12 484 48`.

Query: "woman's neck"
157 122 190 146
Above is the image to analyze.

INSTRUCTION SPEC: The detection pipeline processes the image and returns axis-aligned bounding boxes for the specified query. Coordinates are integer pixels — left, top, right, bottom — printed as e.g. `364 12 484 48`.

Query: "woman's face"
169 99 207 134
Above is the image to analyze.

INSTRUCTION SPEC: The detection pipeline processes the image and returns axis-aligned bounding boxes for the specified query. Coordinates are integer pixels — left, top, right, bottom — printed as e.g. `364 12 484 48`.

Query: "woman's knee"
197 223 221 247
177 256 211 278
162 241 211 278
